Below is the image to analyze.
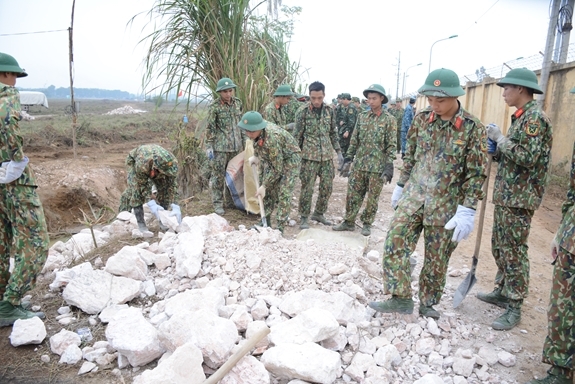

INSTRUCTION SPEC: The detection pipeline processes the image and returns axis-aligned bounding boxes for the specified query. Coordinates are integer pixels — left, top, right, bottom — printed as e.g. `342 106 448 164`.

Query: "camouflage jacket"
557 141 575 254
293 102 341 161
254 124 301 188
206 96 244 152
263 101 289 132
339 103 359 136
398 104 488 226
390 107 404 130
346 109 396 173
0 83 37 187
334 104 347 133
283 97 302 124
126 144 179 202
492 100 553 210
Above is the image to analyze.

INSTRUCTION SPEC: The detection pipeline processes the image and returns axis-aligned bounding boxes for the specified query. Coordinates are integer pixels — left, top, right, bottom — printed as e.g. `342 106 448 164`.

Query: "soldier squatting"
0 50 572 383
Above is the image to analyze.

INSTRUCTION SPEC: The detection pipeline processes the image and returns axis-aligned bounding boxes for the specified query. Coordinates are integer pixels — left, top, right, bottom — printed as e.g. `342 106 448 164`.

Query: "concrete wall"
410 63 575 173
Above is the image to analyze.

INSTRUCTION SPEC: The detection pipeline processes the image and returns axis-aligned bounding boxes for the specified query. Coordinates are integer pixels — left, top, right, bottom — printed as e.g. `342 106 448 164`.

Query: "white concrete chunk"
9 317 47 346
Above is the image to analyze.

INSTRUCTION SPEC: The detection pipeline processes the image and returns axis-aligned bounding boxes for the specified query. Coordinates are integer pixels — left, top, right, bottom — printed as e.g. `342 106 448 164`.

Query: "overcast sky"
1 0 551 101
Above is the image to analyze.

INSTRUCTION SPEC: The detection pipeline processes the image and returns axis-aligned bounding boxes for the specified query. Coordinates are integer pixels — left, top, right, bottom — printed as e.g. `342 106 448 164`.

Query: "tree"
134 0 302 112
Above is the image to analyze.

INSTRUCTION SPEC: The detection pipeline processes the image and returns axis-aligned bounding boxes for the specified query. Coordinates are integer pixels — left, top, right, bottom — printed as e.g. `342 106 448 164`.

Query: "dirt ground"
0 123 568 383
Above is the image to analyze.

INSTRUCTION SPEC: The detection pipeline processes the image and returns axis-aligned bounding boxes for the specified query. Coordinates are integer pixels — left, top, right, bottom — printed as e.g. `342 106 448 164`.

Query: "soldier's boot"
310 213 332 226
0 301 45 327
133 205 148 232
332 221 355 232
492 300 522 331
526 367 573 384
369 296 414 314
214 207 225 215
477 286 510 308
361 224 371 236
257 215 271 227
419 305 440 319
299 217 309 229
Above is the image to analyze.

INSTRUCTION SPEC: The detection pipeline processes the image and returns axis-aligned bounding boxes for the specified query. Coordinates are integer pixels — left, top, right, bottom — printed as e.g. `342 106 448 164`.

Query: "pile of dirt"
105 106 148 115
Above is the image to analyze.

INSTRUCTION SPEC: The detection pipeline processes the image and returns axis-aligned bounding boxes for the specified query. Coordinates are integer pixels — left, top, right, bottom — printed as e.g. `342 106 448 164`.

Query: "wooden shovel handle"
473 155 493 257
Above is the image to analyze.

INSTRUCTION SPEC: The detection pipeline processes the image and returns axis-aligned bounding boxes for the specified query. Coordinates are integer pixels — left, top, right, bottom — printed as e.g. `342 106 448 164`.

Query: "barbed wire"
461 42 575 84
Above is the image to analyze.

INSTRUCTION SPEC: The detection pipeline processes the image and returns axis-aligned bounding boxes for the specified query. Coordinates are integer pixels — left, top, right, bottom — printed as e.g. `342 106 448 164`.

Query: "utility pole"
539 0 562 108
395 52 401 101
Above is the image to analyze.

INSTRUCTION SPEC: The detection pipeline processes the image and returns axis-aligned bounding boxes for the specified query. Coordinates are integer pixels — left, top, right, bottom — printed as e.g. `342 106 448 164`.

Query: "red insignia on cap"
433 80 441 86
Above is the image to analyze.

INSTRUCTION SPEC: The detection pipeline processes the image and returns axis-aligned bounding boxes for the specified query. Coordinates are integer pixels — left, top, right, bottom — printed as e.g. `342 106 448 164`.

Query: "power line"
462 0 501 34
0 29 67 37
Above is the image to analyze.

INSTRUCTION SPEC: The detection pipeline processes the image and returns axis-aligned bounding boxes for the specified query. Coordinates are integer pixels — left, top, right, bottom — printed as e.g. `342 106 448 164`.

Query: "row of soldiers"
204 69 572 384
0 50 570 383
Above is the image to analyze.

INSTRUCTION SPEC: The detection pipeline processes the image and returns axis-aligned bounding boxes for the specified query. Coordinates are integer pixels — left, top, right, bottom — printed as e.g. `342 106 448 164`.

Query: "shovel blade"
453 256 479 308
262 217 268 227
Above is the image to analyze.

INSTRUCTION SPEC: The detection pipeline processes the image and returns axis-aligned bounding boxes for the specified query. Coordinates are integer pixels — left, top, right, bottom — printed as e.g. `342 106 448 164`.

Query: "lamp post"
428 35 458 73
402 63 422 97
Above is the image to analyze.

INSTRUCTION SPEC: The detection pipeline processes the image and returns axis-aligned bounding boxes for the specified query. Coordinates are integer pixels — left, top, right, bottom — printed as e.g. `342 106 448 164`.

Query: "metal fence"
461 42 575 84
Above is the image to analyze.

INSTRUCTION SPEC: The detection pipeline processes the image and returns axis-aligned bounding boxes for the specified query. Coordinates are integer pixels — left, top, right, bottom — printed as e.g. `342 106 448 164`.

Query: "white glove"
337 151 344 169
147 199 165 221
169 203 182 224
391 185 403 209
206 148 214 160
256 185 266 199
444 205 476 242
550 235 559 263
286 123 295 131
248 156 259 167
0 162 8 178
0 157 29 184
486 123 506 145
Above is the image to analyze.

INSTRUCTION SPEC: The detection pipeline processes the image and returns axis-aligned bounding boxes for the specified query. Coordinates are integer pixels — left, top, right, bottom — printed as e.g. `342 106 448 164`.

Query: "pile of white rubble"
8 209 522 384
105 106 147 115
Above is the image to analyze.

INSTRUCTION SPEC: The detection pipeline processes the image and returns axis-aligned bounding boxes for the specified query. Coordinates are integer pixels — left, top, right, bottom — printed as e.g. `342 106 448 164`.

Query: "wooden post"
68 0 77 159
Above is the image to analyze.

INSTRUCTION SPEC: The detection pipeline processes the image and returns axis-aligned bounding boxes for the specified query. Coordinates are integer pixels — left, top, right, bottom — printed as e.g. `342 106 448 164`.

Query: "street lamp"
428 35 458 73
402 63 422 97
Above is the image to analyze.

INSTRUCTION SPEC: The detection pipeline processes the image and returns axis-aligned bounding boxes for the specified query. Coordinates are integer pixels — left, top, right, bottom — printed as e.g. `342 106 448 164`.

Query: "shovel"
453 155 492 308
248 156 267 228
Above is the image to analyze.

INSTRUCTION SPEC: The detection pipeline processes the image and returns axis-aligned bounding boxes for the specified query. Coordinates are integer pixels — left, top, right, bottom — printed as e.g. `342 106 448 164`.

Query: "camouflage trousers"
339 136 351 157
263 166 298 231
541 246 574 373
0 185 49 305
299 159 334 217
344 169 384 226
118 172 175 212
382 206 458 306
209 151 239 209
491 205 534 300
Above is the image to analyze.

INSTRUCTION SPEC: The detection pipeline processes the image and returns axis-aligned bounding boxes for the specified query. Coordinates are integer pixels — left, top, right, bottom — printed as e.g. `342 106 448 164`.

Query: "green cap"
0 52 27 78
341 93 351 100
216 77 237 92
352 96 360 102
273 84 294 97
497 68 543 94
238 111 267 131
363 84 388 104
418 68 465 97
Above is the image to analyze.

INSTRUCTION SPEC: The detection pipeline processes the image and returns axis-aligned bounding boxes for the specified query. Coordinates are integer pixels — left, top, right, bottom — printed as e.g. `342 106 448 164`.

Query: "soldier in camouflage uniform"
337 93 358 158
528 122 574 384
293 81 344 229
239 111 301 234
0 52 49 326
332 84 396 236
389 99 404 154
478 68 553 331
118 144 181 232
205 77 244 215
263 84 295 134
369 68 488 319
352 96 362 111
284 91 304 127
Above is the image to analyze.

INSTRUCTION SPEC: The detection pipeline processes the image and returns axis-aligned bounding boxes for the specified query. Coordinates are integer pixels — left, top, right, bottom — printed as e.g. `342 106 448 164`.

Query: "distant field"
20 98 207 148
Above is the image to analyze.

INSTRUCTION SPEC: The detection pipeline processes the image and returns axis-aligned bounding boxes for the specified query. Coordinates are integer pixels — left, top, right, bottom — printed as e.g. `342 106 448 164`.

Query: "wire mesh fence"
461 42 575 84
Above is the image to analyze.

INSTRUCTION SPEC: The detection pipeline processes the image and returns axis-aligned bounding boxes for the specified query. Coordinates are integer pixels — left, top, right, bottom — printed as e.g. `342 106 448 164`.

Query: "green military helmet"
497 68 543 94
273 84 294 97
0 52 28 78
418 68 465 97
351 96 360 102
215 77 237 92
363 84 388 104
238 111 267 131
